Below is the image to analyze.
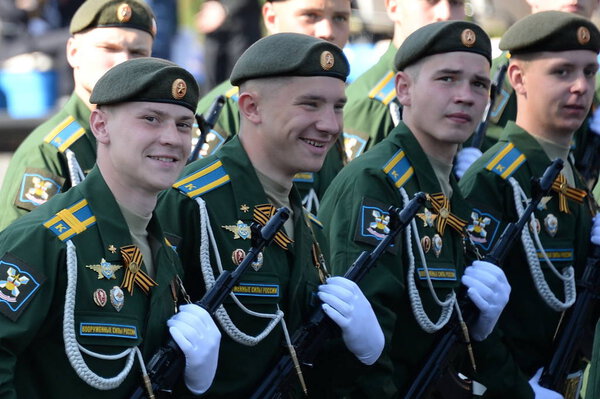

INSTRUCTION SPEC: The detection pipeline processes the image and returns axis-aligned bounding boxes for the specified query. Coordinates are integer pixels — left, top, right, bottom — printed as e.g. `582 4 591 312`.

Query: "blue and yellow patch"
225 86 239 102
537 248 574 262
43 115 85 152
383 148 414 190
0 253 45 322
416 267 457 281
304 210 323 229
79 322 138 339
293 172 314 183
343 132 368 160
43 199 96 241
368 71 396 105
353 197 398 254
173 160 230 199
232 283 279 297
467 208 501 251
15 168 64 211
485 142 526 180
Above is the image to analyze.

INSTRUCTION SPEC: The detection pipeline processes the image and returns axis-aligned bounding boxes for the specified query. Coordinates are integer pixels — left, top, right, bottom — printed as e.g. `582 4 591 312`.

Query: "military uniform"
319 122 473 397
195 70 346 214
0 167 187 398
459 122 592 397
342 43 398 161
156 136 328 397
0 93 95 230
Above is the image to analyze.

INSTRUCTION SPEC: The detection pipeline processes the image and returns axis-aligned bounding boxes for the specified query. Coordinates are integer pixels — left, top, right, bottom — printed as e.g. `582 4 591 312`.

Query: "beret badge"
578 26 591 45
117 3 132 23
172 79 187 99
320 51 335 71
461 29 476 48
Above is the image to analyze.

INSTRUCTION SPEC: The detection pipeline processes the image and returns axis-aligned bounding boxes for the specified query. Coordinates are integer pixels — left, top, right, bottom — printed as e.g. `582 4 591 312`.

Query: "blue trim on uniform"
293 173 315 183
79 322 139 339
383 149 414 189
173 160 231 199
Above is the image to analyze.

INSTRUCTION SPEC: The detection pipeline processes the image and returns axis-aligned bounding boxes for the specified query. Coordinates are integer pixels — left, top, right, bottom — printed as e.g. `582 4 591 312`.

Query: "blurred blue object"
344 42 381 83
0 70 57 118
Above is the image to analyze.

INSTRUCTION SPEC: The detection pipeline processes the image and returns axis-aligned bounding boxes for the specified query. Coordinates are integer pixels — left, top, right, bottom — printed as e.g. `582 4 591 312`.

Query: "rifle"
574 129 600 191
130 207 291 399
249 192 427 399
539 198 600 397
405 158 564 399
187 95 226 164
469 62 508 150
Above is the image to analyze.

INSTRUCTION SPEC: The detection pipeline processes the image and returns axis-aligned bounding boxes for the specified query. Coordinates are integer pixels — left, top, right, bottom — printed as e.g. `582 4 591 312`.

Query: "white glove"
528 368 564 399
591 215 600 245
167 304 221 394
589 107 600 136
318 276 384 365
461 260 511 341
455 147 483 179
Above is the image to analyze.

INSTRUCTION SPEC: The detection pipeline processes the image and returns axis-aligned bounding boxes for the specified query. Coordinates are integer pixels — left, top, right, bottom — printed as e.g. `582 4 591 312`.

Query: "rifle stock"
249 192 427 399
405 159 563 399
130 207 291 399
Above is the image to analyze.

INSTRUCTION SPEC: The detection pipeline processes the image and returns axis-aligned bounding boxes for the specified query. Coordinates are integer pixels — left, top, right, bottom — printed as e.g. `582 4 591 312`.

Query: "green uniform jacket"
0 167 187 398
318 122 472 397
342 44 397 161
156 136 329 398
196 80 346 213
459 122 592 398
0 93 96 231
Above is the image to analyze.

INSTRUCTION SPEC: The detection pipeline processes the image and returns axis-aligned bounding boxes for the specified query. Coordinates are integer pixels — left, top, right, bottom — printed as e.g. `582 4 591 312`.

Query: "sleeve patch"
466 208 501 252
343 132 368 160
15 168 64 211
353 197 399 254
0 253 46 322
191 126 226 159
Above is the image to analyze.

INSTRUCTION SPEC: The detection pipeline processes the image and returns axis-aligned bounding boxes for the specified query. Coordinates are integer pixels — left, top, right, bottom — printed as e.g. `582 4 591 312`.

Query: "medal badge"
110 286 125 311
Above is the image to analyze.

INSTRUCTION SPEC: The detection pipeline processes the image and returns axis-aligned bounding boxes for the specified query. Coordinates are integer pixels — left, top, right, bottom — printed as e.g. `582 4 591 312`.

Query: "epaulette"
293 172 314 183
43 199 96 241
43 115 86 153
304 208 323 229
485 142 526 179
368 70 396 106
173 159 230 199
224 86 239 102
382 148 414 189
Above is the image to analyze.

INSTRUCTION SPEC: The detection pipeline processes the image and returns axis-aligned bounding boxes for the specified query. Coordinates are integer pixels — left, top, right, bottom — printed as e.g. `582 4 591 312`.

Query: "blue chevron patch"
225 86 239 102
173 160 231 199
43 116 85 153
485 142 526 180
43 199 96 241
368 71 396 105
382 149 414 189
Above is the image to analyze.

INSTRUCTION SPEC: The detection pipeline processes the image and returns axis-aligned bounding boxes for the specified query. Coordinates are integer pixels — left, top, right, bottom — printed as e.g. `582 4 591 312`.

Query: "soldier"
156 33 384 398
342 0 466 161
459 11 600 398
0 58 221 398
318 20 511 397
194 0 351 214
0 0 156 230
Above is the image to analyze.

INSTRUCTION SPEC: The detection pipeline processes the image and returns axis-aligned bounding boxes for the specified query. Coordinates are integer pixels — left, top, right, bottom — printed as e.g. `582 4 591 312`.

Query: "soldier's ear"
262 1 278 34
395 71 412 107
238 91 262 124
90 108 111 144
507 61 526 96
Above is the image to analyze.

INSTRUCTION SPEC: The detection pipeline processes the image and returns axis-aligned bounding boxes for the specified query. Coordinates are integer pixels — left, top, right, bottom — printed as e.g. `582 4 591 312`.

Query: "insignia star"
108 245 117 254
222 221 251 239
85 259 122 280
240 204 250 213
417 209 437 227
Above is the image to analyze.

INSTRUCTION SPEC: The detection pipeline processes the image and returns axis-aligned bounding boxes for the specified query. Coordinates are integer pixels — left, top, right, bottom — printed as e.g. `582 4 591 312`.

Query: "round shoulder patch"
461 28 476 48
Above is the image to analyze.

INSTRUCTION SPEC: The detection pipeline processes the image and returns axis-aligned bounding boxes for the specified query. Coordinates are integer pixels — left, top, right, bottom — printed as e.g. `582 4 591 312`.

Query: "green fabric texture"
230 32 349 86
500 10 600 54
90 57 199 112
69 0 156 37
394 20 491 71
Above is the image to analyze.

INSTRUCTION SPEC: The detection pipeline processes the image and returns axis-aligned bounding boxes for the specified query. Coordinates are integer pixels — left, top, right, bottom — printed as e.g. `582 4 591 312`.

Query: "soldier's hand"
528 368 564 399
168 304 221 394
454 147 483 179
591 215 600 245
461 260 511 341
318 276 384 365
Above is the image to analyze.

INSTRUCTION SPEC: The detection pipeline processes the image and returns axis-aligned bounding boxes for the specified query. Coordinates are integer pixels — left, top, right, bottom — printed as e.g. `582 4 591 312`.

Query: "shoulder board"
173 159 230 199
368 70 396 106
485 142 527 179
382 148 414 189
304 209 323 229
43 199 96 241
43 115 86 153
293 172 314 183
224 86 239 102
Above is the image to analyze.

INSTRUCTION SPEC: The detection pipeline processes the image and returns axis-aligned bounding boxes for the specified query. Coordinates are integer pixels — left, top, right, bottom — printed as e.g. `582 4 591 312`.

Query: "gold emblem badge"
172 78 187 99
577 26 591 45
222 221 251 240
240 204 250 213
320 51 335 71
86 259 122 280
461 29 476 48
117 3 132 23
108 244 117 254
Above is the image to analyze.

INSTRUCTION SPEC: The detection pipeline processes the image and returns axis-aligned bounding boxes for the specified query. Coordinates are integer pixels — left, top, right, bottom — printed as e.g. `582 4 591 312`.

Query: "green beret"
230 33 350 86
394 21 491 71
70 0 156 37
499 11 600 55
90 58 199 112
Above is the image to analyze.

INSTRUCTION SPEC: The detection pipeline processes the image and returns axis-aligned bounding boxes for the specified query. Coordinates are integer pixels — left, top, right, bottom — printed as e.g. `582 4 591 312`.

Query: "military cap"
499 11 600 55
394 20 491 71
230 33 350 86
90 58 199 112
70 0 156 37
